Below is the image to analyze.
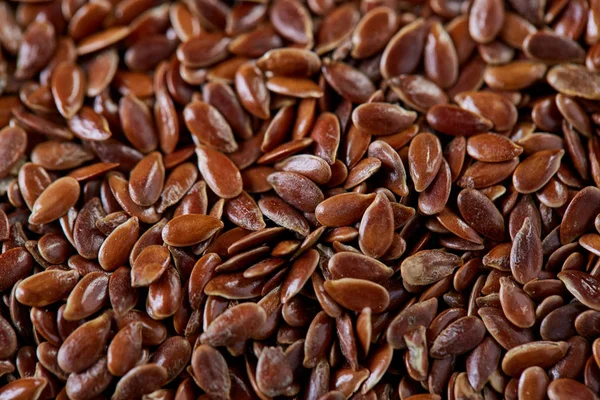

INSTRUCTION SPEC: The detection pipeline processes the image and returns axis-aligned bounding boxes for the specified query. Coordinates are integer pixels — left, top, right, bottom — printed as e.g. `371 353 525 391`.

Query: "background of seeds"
2 0 600 399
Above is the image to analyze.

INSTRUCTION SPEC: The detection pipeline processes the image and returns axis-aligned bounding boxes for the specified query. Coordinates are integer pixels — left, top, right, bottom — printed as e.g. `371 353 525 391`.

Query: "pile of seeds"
2 0 600 399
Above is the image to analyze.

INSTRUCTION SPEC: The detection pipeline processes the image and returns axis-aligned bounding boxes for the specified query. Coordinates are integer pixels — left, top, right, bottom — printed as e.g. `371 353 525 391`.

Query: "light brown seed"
547 63 600 100
324 278 389 313
98 217 140 271
401 250 462 286
162 214 223 247
484 61 547 91
502 341 569 376
16 269 79 308
29 177 80 225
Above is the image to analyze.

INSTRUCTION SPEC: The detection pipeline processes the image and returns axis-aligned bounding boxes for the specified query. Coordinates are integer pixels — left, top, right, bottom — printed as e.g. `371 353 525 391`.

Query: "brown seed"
358 192 394 258
129 151 165 207
110 267 139 317
266 76 324 98
119 93 158 154
380 18 428 79
499 277 536 328
196 145 243 199
524 31 586 64
457 93 518 133
558 270 600 311
191 344 231 398
51 61 86 119
424 21 458 89
457 188 505 241
16 19 56 80
257 48 321 77
259 196 310 237
66 356 112 400
235 62 270 120
132 245 171 287
315 3 359 54
502 341 569 376
112 364 168 400
201 302 267 347
310 112 341 165
322 60 375 104
328 251 393 282
466 337 501 391
548 378 598 400
388 75 448 113
0 126 27 179
108 321 143 376
511 217 543 284
176 33 230 68
468 0 504 44
351 6 398 59
513 149 565 194
184 100 238 153
0 378 47 400
0 247 33 292
430 316 486 358
29 177 80 225
315 193 375 227
58 313 111 373
426 104 493 136
352 102 417 136
560 187 600 244
281 249 319 303
109 174 161 224
270 0 312 45
63 272 109 320
408 132 443 192
256 346 293 396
